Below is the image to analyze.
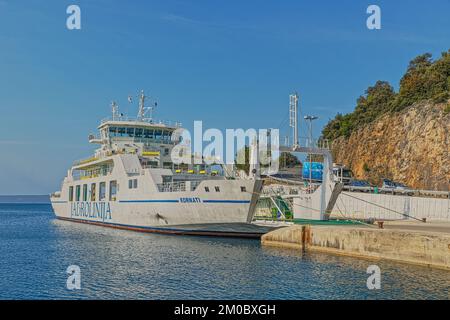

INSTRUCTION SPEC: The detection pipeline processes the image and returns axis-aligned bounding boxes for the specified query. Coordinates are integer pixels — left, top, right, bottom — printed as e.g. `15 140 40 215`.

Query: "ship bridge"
96 118 181 146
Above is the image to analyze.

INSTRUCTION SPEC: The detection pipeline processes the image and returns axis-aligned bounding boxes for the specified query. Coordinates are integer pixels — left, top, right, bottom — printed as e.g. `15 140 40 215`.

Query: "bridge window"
215 186 220 192
82 184 88 201
91 183 96 201
109 127 118 137
155 129 162 141
117 127 126 137
126 127 135 137
135 128 143 138
69 186 74 202
99 182 106 201
205 186 210 192
144 129 154 139
75 185 81 202
109 181 117 201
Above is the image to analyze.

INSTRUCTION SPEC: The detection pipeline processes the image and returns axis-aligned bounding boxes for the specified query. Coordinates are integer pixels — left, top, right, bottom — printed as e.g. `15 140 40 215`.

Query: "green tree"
322 49 450 141
234 146 250 174
279 152 301 168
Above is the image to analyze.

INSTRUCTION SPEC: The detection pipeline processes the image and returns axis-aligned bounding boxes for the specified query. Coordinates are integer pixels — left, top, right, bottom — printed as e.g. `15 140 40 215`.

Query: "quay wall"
261 225 450 270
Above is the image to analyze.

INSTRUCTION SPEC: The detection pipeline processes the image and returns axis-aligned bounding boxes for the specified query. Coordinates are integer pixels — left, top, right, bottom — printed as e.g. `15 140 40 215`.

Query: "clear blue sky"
0 0 449 194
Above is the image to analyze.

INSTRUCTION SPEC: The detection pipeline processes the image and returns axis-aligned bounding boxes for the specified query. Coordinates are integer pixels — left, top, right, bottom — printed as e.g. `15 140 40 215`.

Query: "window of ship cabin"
109 127 118 137
215 186 220 192
134 128 143 138
91 183 96 201
69 186 74 202
117 127 126 137
109 181 117 201
128 179 138 189
240 186 246 192
155 129 163 142
82 184 88 201
164 148 170 156
205 186 210 192
75 185 81 202
99 182 106 201
143 129 154 139
162 131 170 143
126 127 135 137
148 161 158 168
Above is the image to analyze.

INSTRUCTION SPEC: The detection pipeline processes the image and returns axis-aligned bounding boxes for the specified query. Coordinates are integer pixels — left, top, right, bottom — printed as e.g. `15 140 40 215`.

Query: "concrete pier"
261 221 450 270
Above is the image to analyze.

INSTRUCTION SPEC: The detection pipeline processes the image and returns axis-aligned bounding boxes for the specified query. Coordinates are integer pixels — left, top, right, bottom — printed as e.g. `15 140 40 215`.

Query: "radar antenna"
129 90 157 122
111 101 120 120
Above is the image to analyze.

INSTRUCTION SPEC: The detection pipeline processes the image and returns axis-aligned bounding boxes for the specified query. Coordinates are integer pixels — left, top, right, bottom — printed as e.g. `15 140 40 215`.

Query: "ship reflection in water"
0 203 448 300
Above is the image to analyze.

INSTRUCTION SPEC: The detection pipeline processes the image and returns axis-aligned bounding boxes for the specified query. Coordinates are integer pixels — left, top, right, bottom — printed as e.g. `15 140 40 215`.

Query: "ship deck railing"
100 116 182 128
73 167 113 181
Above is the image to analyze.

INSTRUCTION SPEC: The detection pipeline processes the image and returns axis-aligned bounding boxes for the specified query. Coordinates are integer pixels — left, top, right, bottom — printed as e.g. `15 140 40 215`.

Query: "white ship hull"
51 173 263 235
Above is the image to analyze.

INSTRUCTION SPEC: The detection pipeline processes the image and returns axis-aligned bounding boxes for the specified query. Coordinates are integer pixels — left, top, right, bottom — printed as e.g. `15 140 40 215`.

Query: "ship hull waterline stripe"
56 217 263 239
118 200 179 203
118 200 251 204
53 200 251 204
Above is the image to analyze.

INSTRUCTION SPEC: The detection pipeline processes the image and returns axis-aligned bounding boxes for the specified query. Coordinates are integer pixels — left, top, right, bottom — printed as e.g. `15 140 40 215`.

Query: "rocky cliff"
331 102 450 191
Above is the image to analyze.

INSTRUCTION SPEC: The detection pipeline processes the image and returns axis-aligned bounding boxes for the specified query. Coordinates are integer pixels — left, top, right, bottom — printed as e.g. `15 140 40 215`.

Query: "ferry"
50 91 264 237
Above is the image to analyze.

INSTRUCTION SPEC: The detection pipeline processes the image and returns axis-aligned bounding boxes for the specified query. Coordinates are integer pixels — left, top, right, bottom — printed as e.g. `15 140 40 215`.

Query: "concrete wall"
294 189 450 221
331 192 450 221
261 225 450 270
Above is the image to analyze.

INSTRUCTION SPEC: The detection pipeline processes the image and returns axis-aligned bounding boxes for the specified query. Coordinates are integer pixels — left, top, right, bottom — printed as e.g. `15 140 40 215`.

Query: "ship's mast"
137 90 146 121
111 101 119 120
135 90 156 122
289 92 299 148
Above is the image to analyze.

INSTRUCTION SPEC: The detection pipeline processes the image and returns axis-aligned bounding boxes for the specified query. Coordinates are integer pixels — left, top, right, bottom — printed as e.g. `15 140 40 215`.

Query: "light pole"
304 115 318 186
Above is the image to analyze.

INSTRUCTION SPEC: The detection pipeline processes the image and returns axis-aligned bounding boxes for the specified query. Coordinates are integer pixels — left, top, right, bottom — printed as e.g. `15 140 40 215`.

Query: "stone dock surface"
261 221 450 270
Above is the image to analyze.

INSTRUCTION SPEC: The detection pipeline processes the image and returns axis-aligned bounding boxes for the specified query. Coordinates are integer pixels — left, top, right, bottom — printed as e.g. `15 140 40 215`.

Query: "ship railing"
101 116 182 128
73 156 99 166
157 181 186 192
72 167 113 181
283 137 331 150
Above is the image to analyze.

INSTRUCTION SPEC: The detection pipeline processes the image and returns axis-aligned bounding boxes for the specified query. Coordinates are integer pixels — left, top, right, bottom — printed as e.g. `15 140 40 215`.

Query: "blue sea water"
0 203 448 300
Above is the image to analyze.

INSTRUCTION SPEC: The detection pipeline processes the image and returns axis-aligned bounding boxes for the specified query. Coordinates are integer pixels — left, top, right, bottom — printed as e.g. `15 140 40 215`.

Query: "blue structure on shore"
302 162 324 181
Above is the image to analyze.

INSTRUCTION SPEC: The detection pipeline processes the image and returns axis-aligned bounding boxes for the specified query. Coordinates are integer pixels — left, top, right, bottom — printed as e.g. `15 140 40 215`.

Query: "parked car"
381 179 414 195
348 180 372 192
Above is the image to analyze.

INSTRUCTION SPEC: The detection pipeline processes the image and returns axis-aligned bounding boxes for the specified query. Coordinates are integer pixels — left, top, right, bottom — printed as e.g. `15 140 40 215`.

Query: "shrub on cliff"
322 81 395 140
322 50 450 141
391 51 450 111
